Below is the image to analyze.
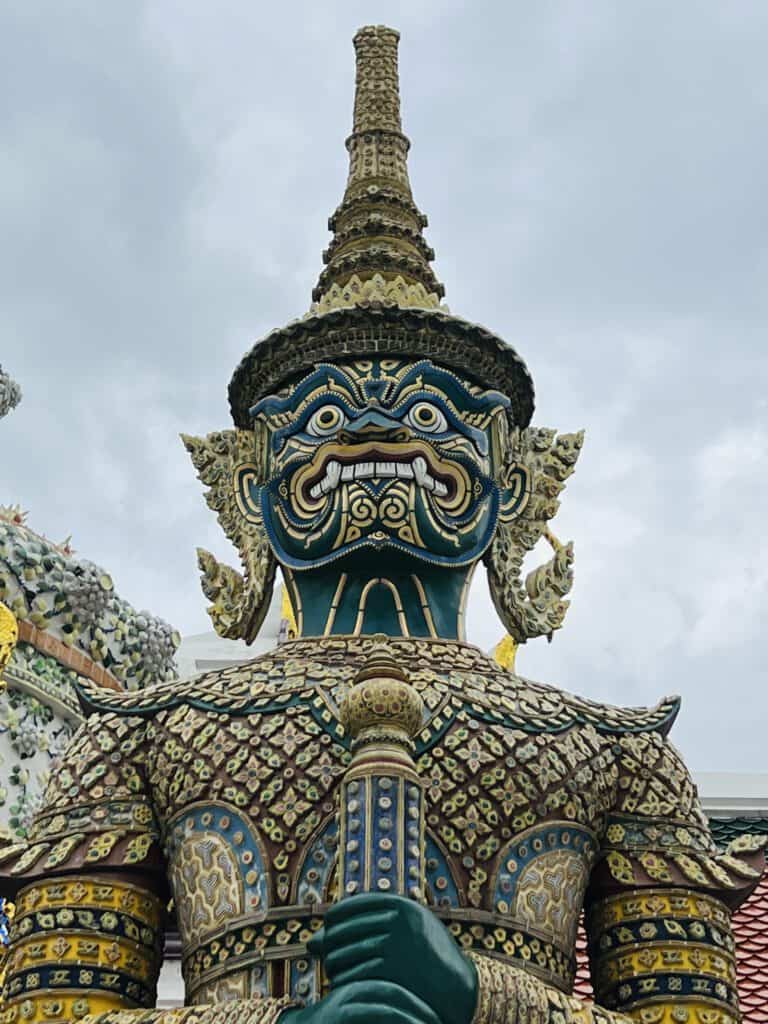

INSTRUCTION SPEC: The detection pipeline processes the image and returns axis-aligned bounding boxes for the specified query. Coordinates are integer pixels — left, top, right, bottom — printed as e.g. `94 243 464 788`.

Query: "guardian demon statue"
0 26 763 1024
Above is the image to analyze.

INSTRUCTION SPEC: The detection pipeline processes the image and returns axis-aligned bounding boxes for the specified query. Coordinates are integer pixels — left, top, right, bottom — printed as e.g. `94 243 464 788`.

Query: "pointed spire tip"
309 27 445 314
351 24 403 136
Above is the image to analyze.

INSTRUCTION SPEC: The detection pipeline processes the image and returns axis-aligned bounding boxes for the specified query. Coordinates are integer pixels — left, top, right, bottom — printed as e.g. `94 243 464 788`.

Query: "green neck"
284 561 476 640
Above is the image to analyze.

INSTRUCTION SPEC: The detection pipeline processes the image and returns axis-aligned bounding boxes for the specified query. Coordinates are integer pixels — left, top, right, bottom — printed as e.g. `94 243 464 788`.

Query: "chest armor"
143 637 674 1006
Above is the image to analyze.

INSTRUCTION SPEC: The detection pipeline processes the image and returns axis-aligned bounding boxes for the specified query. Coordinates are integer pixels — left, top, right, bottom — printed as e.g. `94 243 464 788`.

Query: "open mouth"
308 454 449 499
296 441 458 504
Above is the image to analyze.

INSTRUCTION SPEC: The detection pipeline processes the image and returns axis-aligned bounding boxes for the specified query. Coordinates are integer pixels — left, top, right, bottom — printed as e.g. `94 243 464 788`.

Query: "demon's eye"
306 404 347 437
405 401 448 434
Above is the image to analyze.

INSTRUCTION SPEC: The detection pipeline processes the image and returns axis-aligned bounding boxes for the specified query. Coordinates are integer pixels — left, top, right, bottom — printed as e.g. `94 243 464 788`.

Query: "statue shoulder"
0 707 166 891
468 668 681 738
74 649 288 718
537 677 681 738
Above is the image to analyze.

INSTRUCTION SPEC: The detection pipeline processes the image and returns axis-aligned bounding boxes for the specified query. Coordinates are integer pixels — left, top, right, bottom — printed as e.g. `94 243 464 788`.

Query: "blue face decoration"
237 359 527 572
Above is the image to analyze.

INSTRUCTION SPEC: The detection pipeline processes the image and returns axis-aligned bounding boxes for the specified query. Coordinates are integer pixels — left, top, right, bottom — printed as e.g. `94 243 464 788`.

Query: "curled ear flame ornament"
484 427 584 643
182 430 277 643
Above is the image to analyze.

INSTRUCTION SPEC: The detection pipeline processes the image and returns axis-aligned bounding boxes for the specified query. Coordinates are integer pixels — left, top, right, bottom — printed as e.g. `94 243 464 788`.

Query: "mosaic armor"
1 640 763 1023
1 22 763 1024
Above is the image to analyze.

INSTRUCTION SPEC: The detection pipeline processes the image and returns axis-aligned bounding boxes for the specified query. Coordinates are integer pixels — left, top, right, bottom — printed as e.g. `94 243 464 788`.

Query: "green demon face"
237 359 527 571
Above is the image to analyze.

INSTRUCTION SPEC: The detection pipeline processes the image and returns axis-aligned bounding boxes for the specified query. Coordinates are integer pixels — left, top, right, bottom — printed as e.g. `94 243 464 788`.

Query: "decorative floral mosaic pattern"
0 637 761 1022
0 511 179 691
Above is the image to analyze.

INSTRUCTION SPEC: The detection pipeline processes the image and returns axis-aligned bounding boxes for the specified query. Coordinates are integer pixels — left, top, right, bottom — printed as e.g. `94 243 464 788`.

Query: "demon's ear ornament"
181 429 276 644
484 425 584 644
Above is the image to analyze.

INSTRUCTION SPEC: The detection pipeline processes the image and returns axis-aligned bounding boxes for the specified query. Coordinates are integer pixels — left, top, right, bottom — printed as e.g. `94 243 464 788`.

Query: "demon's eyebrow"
249 365 364 420
389 360 510 413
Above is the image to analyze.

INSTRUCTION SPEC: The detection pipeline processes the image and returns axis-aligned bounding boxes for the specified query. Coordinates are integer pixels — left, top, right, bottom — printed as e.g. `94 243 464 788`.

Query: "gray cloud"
2 1 766 770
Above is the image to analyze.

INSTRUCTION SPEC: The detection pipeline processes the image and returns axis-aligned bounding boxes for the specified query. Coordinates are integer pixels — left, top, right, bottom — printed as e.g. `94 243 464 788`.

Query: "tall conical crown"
311 26 445 314
229 27 535 430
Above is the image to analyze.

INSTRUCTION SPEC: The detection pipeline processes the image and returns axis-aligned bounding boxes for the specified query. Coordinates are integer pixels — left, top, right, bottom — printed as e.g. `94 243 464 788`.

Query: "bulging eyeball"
405 401 447 434
307 404 348 437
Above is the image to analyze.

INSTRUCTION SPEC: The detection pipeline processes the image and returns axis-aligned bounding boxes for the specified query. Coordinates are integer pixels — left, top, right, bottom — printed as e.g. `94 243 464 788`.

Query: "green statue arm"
1 867 294 1024
309 894 635 1024
582 886 741 1024
0 712 173 1022
1 870 166 1022
308 722 766 1024
309 890 746 1023
580 729 764 1024
0 712 297 1024
462 729 763 1023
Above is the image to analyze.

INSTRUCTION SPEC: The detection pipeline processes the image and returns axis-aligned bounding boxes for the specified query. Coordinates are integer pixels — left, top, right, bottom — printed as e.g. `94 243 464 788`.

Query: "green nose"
338 409 411 444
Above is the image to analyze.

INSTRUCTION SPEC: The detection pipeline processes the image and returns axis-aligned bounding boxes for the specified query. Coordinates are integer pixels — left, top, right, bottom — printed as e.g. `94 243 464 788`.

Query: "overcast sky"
2 2 767 770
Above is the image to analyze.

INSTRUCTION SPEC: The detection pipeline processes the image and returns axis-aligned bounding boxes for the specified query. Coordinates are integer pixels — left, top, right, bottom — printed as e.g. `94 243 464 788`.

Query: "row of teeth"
309 457 449 499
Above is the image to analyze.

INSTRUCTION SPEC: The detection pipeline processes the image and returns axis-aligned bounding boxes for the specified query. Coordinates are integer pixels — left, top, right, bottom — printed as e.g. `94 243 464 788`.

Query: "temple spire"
310 25 445 314
351 24 404 135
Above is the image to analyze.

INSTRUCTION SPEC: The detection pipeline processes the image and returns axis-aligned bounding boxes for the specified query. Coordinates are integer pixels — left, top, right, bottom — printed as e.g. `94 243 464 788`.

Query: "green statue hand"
280 979 444 1023
309 894 478 1024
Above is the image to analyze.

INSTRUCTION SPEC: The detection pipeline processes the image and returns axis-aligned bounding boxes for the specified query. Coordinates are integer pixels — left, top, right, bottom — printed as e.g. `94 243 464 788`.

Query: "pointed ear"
485 427 584 643
196 546 277 644
182 429 277 643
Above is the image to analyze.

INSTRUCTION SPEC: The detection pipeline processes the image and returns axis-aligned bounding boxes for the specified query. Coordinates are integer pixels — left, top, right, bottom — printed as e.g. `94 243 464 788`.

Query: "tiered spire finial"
229 26 535 429
311 25 445 314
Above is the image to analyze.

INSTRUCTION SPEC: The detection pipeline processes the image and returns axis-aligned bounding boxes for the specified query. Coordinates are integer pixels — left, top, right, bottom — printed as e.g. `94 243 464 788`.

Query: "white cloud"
2 0 767 770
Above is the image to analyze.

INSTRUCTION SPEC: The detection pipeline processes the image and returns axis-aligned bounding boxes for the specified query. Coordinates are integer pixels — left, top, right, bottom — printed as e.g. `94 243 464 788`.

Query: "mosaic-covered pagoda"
0 498 181 1011
0 25 765 1024
0 505 179 841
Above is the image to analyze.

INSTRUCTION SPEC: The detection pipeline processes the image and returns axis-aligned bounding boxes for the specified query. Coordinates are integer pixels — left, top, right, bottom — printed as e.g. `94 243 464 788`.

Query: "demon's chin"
264 498 497 571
